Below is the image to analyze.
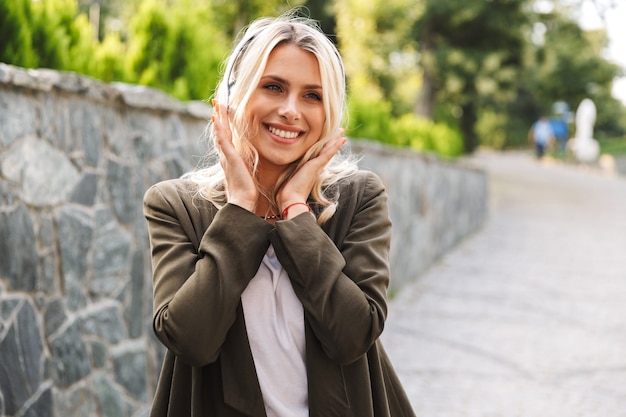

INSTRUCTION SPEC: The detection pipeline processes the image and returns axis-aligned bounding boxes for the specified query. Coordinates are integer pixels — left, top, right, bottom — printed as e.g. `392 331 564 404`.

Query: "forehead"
263 43 321 82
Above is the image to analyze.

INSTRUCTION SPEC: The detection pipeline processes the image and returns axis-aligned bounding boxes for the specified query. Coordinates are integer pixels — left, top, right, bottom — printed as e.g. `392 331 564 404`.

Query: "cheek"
311 110 326 133
243 108 262 135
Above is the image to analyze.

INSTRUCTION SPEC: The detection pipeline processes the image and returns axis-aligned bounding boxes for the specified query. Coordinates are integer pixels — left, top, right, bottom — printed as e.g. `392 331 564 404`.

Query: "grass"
538 135 626 162
598 136 626 157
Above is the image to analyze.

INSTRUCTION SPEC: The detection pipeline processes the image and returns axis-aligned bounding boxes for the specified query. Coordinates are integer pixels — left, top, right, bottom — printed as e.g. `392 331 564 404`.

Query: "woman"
143 11 415 417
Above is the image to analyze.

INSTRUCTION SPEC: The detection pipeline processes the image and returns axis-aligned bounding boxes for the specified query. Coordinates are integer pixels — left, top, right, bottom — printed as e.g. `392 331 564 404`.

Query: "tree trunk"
414 22 436 120
460 103 478 153
414 67 435 119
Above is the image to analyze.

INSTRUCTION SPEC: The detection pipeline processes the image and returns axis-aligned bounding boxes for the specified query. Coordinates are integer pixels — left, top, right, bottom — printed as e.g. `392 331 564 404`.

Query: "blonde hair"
185 11 358 224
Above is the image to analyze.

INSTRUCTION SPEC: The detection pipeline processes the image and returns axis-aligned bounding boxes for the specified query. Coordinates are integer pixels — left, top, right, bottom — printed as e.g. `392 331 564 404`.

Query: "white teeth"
268 126 299 139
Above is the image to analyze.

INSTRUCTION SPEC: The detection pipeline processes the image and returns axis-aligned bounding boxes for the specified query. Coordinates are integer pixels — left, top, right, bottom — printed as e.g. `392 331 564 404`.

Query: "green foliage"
348 92 463 157
598 136 626 157
0 0 227 101
390 113 463 157
412 0 529 152
301 0 337 37
347 91 393 142
126 0 170 86
93 32 128 82
0 0 37 67
2 0 624 156
475 110 508 150
335 0 421 118
30 0 86 69
123 0 229 100
211 0 307 38
65 14 99 74
167 2 229 100
0 0 98 72
524 12 625 139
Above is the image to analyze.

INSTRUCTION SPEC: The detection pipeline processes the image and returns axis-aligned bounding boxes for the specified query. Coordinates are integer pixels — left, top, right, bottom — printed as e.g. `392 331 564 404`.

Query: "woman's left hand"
278 129 347 219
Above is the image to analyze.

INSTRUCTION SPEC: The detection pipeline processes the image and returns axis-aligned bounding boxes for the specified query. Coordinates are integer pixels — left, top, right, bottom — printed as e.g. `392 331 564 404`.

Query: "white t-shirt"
241 244 308 417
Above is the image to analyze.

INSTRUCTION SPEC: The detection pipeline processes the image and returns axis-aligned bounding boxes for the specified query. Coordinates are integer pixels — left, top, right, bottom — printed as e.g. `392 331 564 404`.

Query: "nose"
278 94 300 121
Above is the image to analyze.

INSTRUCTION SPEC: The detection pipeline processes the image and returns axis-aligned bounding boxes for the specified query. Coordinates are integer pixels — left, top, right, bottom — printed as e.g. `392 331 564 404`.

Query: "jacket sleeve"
143 182 272 367
270 172 392 365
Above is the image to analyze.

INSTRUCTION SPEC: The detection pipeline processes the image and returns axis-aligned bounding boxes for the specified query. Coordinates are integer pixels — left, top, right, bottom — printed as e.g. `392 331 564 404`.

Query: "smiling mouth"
266 124 302 139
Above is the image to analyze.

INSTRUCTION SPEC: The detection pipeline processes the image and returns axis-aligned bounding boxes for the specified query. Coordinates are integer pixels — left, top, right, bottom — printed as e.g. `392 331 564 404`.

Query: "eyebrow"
262 75 322 90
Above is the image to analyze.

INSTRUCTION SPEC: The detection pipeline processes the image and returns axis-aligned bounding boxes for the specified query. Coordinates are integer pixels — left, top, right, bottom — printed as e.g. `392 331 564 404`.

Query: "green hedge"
347 93 463 158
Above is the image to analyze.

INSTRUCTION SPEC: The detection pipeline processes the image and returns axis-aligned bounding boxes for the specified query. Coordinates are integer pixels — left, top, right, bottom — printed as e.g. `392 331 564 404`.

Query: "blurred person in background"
529 115 555 158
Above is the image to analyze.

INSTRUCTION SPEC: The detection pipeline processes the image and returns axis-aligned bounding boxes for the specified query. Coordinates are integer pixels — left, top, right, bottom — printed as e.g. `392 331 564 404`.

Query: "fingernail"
211 115 215 123
212 99 216 107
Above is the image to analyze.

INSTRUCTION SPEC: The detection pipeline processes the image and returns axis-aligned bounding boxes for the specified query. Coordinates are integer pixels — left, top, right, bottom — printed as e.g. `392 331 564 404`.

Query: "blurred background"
2 2 626 416
2 0 625 159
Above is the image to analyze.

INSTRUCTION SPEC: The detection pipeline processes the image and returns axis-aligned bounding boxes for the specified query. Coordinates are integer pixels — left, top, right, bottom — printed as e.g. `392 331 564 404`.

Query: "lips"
266 124 303 140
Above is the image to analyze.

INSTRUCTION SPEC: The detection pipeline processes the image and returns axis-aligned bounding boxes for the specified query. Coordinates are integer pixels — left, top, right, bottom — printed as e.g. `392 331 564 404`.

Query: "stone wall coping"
0 63 212 119
349 139 486 174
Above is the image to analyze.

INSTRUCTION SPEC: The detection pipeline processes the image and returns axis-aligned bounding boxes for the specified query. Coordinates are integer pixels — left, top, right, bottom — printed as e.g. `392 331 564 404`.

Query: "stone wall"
351 141 487 291
0 63 487 417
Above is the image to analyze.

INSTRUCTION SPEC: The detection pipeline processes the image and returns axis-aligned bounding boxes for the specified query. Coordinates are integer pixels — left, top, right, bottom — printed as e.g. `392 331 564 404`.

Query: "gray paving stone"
383 151 626 417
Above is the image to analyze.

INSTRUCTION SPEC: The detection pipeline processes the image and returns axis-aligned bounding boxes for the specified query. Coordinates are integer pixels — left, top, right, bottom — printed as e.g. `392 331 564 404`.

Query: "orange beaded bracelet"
281 202 310 220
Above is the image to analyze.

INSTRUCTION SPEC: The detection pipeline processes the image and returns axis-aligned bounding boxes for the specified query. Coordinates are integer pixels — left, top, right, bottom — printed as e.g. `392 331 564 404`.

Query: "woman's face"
245 43 325 176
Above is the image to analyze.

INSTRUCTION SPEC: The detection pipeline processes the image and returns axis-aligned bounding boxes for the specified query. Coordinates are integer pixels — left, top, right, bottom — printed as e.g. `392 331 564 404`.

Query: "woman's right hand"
212 101 258 212
277 129 346 219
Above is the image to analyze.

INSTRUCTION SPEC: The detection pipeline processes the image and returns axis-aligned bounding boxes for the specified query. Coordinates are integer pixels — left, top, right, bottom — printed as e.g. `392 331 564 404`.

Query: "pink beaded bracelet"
281 202 310 220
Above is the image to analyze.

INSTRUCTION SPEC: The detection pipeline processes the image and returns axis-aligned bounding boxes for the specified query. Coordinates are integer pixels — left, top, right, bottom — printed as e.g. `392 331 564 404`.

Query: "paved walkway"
383 150 626 417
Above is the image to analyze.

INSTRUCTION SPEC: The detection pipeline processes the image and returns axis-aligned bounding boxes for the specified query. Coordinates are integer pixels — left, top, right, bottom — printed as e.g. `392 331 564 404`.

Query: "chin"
259 151 305 170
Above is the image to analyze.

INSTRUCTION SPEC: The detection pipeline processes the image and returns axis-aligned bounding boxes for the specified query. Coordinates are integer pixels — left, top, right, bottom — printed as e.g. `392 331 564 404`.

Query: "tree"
335 0 420 114
0 0 37 68
302 0 337 39
126 0 170 87
125 0 229 100
0 0 99 73
411 0 529 153
211 0 306 39
166 0 229 100
525 10 624 137
93 30 128 82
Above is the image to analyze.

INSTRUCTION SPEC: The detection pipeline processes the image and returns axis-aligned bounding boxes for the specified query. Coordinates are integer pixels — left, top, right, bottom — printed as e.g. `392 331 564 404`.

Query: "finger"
316 128 347 163
212 101 236 158
212 101 228 136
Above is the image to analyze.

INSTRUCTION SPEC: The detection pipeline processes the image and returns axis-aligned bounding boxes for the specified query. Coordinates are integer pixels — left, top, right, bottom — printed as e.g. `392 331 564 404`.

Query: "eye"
305 92 322 101
263 83 282 92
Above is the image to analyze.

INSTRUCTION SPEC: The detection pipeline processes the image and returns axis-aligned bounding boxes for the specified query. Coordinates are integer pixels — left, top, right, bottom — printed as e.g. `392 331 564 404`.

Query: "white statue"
569 98 599 163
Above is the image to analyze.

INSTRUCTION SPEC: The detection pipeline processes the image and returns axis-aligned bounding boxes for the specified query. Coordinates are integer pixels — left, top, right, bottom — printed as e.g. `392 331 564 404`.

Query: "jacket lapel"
221 303 267 417
305 323 351 417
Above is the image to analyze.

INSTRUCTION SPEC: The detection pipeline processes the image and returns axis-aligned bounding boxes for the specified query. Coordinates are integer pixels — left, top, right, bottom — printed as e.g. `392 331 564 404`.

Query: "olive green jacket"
143 170 415 417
